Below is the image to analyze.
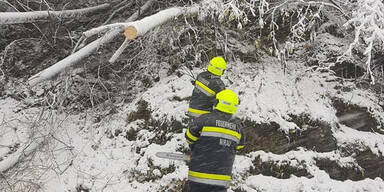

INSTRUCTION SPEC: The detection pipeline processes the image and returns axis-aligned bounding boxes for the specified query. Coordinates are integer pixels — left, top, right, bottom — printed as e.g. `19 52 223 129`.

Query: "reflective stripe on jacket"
185 110 245 187
188 71 225 117
188 171 231 187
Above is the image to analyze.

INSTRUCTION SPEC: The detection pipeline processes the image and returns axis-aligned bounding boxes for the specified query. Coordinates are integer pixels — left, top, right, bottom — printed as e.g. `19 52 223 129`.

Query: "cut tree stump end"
124 26 137 40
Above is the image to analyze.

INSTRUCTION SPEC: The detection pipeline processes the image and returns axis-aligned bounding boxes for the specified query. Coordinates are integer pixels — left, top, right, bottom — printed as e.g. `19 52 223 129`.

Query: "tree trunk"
0 3 110 24
124 5 199 40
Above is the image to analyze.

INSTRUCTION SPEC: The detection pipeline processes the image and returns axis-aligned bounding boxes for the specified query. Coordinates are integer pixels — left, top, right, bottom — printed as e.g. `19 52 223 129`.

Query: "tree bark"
0 3 110 24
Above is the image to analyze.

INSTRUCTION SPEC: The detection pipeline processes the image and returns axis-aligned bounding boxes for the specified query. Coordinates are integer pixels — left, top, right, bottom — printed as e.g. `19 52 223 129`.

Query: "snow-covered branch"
0 3 110 24
342 0 384 84
201 0 346 58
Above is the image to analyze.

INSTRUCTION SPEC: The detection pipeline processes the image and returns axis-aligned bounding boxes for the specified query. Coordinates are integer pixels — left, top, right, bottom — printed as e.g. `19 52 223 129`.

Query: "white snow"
244 174 384 192
227 58 340 133
334 124 384 155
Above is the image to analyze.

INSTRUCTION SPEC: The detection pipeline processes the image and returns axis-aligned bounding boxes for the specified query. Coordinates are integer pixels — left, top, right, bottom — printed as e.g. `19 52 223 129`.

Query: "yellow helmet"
207 56 226 76
215 89 239 114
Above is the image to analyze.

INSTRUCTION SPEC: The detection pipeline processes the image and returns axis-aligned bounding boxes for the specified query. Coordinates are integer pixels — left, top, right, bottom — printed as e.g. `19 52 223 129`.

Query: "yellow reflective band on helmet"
186 128 198 141
236 145 244 150
195 80 216 96
202 126 241 140
188 107 210 115
188 171 231 181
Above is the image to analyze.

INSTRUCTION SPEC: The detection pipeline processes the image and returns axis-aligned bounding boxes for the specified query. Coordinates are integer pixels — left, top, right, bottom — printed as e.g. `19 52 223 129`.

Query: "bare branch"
82 22 132 38
109 38 130 63
103 0 134 25
0 0 18 11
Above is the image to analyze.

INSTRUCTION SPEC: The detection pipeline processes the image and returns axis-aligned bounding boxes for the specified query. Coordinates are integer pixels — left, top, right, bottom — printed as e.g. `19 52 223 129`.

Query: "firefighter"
188 56 226 119
185 89 244 192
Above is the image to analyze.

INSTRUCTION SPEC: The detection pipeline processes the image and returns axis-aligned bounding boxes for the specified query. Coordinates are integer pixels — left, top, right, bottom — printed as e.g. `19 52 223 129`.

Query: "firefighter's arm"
185 120 201 150
236 126 245 151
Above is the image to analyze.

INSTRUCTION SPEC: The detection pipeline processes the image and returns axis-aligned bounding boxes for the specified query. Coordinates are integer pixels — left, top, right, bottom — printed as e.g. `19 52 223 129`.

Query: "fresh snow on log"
27 0 154 87
0 3 110 24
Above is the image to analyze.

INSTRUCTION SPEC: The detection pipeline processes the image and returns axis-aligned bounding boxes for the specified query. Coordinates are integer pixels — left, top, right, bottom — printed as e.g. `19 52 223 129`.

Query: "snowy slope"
1 56 384 192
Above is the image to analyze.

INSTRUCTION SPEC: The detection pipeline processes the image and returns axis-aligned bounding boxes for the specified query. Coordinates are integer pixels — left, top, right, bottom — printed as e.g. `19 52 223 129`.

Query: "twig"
72 36 86 54
103 0 134 25
60 159 73 175
15 0 33 11
0 172 13 191
101 176 114 192
0 0 18 11
329 0 350 19
112 0 129 10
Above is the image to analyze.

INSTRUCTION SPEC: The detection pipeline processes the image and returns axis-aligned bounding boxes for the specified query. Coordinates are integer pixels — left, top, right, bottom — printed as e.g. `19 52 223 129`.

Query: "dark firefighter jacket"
188 71 225 117
185 110 245 188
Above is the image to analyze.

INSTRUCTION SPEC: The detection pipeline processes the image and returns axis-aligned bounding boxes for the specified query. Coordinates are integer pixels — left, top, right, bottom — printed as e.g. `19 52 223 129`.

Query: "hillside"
1 0 384 192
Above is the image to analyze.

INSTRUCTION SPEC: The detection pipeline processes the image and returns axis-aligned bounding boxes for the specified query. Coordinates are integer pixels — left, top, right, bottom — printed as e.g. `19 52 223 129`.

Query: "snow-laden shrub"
340 0 384 84
199 0 383 83
199 0 340 57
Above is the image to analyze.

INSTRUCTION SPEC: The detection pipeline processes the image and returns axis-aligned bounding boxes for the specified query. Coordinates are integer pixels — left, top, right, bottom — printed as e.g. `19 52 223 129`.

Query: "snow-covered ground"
1 57 384 192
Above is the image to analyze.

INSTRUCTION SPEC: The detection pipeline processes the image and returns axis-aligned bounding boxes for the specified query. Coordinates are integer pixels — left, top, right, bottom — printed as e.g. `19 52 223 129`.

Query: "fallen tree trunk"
0 3 110 24
28 0 155 87
124 5 199 40
28 2 200 86
110 5 199 63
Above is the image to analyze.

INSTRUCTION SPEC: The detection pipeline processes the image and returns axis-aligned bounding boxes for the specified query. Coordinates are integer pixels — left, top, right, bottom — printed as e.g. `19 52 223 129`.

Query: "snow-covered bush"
341 0 384 84
199 0 383 83
198 0 347 64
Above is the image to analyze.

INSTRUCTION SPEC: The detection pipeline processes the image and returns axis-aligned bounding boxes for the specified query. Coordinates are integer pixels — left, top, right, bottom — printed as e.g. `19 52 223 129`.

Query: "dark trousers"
187 181 227 192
